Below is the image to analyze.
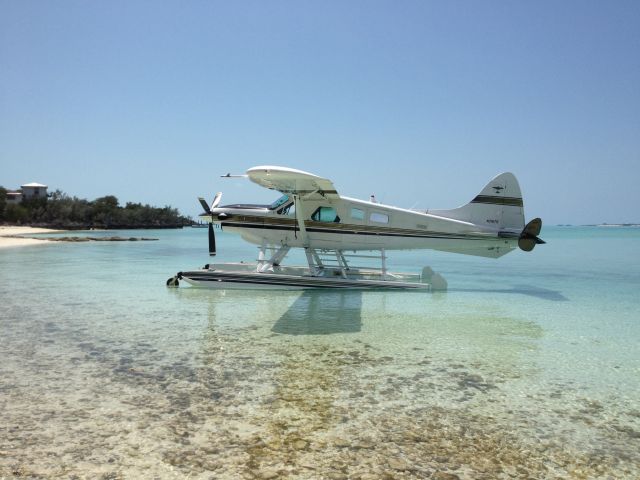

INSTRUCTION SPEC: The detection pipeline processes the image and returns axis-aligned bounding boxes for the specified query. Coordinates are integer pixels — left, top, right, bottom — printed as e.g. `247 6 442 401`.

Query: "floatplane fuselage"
168 166 544 290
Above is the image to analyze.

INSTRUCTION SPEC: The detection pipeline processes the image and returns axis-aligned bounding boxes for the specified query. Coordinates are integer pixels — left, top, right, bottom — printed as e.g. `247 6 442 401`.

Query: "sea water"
1 227 639 479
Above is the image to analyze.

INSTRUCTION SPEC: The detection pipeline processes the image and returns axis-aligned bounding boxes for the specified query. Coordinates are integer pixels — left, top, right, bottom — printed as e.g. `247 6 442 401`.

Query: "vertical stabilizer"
430 172 525 231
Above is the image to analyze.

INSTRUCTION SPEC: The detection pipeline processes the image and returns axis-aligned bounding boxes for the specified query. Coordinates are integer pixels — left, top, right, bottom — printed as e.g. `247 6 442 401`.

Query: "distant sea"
1 227 639 479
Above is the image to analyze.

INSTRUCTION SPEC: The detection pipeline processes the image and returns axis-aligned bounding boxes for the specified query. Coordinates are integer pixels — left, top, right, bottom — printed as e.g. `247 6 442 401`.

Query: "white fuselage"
201 195 519 258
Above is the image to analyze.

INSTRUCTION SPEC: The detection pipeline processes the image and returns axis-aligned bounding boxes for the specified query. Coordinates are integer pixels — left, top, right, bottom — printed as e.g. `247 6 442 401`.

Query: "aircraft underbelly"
228 225 515 258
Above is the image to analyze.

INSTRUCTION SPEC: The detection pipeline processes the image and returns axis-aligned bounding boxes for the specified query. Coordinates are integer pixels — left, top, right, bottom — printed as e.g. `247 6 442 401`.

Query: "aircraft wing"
246 166 340 200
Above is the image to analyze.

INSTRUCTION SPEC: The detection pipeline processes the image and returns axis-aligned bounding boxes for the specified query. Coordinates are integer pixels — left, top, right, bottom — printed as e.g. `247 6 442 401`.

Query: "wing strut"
293 195 309 247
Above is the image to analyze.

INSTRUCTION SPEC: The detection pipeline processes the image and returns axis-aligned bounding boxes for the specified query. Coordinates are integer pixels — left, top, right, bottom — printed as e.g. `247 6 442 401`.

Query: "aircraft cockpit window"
269 194 290 210
311 206 340 223
277 203 295 216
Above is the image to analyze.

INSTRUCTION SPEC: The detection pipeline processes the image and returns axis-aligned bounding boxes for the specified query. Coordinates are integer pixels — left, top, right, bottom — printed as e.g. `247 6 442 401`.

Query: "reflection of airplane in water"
272 291 363 335
168 166 544 290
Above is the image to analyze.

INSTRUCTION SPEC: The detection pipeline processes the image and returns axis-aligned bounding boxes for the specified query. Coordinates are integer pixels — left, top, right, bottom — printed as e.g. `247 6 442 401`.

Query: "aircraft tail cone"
518 217 545 252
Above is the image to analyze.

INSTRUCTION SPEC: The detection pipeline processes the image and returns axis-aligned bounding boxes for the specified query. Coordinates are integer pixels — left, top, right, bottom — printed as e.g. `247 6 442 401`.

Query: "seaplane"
167 166 544 290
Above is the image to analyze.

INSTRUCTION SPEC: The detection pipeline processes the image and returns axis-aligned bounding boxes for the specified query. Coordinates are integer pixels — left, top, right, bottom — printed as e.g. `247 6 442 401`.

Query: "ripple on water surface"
1 287 639 479
1 228 640 478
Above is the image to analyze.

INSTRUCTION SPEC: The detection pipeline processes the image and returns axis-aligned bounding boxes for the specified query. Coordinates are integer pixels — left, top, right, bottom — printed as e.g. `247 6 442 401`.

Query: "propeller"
208 223 216 256
518 218 546 252
211 191 222 210
198 192 223 256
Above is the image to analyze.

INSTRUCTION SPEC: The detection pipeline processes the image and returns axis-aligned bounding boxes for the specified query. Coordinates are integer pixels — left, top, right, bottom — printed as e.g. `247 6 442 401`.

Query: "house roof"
21 182 47 188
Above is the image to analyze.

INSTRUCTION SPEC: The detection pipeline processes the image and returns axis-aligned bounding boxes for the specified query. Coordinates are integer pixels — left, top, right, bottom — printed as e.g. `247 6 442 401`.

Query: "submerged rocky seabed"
1 289 639 480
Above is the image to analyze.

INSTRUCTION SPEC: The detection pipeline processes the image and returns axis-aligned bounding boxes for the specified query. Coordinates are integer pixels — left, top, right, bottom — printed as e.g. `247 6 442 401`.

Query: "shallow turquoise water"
1 227 639 478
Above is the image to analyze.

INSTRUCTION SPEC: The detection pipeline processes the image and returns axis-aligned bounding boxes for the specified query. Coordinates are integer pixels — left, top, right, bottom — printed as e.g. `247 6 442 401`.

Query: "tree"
0 186 6 221
92 195 119 227
1 189 191 227
5 204 29 223
94 195 119 209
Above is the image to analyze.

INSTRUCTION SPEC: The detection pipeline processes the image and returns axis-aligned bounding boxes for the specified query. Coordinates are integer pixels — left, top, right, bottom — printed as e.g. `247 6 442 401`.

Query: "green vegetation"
0 188 192 228
0 187 7 218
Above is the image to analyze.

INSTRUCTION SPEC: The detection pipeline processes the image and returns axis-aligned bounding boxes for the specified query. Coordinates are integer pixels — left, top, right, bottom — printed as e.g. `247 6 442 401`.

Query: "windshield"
269 194 290 210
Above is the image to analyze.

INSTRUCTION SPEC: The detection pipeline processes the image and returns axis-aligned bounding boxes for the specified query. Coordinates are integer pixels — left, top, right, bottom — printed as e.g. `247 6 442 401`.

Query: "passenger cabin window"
370 212 389 224
351 208 364 220
311 206 340 223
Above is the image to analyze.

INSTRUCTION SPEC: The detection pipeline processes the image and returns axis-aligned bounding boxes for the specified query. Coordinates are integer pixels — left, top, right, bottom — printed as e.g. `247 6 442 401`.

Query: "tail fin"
430 172 525 231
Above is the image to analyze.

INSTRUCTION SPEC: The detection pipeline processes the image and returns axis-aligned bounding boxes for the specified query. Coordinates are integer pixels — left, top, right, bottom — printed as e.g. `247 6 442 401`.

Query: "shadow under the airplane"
451 284 568 302
272 290 363 335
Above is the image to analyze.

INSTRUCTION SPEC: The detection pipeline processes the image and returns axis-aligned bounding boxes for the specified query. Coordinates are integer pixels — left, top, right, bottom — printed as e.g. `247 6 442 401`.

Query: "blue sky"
1 0 639 224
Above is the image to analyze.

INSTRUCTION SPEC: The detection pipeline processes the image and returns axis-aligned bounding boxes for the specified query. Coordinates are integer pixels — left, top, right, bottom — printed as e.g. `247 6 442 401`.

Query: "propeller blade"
198 197 211 214
211 192 223 210
208 223 216 256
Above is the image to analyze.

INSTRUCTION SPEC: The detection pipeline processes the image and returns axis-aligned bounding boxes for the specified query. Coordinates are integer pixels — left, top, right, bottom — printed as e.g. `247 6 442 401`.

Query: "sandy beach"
0 226 65 249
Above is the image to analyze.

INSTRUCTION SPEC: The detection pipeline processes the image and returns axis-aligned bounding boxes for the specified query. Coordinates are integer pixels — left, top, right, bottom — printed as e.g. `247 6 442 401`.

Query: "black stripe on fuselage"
471 195 523 207
220 220 494 241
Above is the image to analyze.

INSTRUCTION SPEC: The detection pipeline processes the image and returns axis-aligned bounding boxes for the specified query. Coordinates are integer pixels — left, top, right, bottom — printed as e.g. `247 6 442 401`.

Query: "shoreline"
0 226 67 249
